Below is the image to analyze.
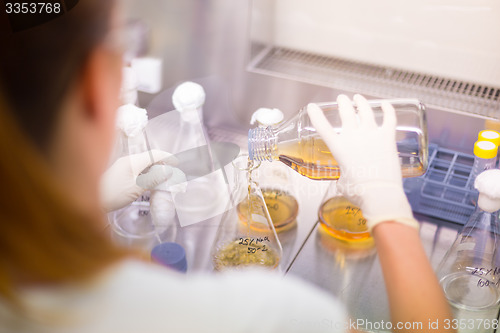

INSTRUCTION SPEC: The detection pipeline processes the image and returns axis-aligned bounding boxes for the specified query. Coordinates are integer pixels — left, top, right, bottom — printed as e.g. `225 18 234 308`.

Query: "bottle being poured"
248 99 428 180
249 108 299 233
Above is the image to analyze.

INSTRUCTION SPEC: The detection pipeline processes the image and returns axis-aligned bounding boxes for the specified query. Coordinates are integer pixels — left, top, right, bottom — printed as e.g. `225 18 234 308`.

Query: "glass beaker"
211 155 283 271
318 181 373 244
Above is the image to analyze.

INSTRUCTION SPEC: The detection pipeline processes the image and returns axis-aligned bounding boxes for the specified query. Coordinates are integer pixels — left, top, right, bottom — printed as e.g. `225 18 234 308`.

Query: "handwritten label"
238 237 270 254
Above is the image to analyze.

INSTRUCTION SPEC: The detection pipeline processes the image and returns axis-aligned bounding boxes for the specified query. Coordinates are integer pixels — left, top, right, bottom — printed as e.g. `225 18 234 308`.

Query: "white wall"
252 0 500 87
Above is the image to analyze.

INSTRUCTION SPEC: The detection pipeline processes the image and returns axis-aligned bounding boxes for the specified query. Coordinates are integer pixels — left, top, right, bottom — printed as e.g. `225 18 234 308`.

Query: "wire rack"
403 144 477 225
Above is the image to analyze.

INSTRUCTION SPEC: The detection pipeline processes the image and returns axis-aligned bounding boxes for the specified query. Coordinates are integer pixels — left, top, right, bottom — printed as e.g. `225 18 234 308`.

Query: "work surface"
170 169 480 332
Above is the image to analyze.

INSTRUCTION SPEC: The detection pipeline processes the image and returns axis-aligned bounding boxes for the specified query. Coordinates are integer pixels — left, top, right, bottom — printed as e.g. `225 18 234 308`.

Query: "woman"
0 1 453 332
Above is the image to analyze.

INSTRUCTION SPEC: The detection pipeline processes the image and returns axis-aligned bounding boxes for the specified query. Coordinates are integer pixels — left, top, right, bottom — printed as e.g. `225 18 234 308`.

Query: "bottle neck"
248 127 277 162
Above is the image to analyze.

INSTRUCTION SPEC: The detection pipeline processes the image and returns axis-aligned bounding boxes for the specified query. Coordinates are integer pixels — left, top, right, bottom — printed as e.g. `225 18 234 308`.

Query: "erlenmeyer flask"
168 81 230 226
250 107 298 233
436 169 500 330
109 105 177 252
211 155 283 271
318 181 373 244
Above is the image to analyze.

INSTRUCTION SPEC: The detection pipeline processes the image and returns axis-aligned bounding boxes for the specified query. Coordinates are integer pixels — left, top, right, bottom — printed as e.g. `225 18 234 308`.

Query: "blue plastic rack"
403 144 477 225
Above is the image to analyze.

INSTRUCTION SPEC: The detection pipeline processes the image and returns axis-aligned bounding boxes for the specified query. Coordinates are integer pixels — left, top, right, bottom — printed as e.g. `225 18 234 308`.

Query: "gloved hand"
136 163 188 229
99 150 176 212
307 94 418 231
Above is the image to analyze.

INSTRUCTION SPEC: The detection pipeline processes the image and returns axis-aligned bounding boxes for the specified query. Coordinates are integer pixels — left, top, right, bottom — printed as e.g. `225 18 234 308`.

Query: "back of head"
0 0 128 307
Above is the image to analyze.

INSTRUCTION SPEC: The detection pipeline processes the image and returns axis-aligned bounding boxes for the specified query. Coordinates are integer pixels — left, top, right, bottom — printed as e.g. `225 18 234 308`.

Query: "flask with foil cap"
250 107 298 233
437 169 500 332
248 99 428 180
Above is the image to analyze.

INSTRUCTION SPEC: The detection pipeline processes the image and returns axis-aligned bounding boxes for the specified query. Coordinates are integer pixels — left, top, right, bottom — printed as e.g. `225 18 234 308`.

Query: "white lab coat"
0 260 347 333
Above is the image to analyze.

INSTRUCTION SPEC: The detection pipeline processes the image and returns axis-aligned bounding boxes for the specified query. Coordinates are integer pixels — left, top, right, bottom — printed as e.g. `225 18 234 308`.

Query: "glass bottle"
171 81 208 153
469 140 498 190
437 169 500 331
250 108 299 233
248 99 428 180
210 155 283 271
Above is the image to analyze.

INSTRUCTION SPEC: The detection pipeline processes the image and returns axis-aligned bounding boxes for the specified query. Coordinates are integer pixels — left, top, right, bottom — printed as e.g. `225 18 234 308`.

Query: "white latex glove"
99 150 176 212
150 191 176 231
137 164 187 230
307 94 418 231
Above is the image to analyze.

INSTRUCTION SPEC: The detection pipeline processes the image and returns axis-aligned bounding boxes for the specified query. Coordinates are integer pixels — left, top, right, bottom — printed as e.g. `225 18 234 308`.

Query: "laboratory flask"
109 105 177 252
211 155 283 271
318 181 373 244
165 81 230 226
250 107 299 233
437 169 500 331
248 99 428 180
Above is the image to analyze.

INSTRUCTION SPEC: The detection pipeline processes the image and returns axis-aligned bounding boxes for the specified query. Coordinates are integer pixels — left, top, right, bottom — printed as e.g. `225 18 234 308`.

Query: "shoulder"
102 260 348 332
0 260 348 333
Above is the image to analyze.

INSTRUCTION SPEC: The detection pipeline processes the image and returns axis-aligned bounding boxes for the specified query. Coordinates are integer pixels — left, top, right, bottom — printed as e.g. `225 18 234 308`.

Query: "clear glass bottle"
109 104 177 252
469 140 498 190
248 99 428 180
437 169 500 332
210 155 283 271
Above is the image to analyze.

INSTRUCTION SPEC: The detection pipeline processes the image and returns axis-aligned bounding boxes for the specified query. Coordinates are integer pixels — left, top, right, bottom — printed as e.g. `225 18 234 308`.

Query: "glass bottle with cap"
250 108 299 233
248 99 428 180
437 169 500 331
469 140 498 190
210 154 283 271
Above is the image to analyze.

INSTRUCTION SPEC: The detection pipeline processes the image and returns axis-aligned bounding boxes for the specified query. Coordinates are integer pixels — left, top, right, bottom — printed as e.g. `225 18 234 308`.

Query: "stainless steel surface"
285 215 463 332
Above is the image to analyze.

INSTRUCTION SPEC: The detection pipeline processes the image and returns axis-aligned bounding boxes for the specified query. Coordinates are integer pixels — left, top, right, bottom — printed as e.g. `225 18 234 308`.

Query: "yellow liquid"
237 188 298 232
276 137 425 180
318 196 372 242
212 239 280 271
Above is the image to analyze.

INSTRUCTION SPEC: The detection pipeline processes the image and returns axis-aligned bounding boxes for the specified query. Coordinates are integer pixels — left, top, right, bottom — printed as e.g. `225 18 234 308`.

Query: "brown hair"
0 0 129 304
1 0 115 151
